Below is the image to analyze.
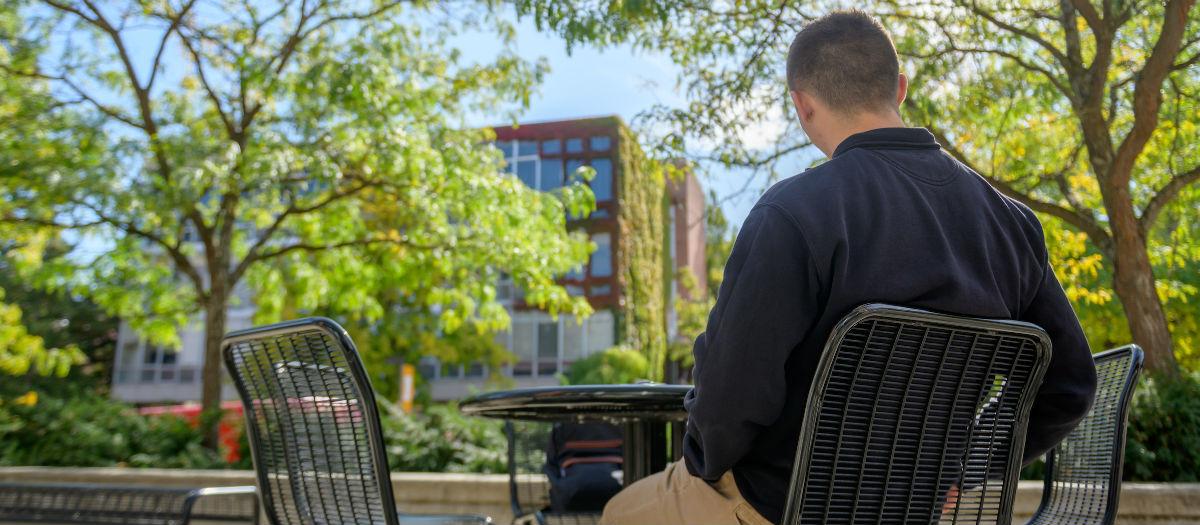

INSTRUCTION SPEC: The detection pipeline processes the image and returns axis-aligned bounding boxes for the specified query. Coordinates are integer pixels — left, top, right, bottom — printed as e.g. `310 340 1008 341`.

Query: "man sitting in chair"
600 10 1097 525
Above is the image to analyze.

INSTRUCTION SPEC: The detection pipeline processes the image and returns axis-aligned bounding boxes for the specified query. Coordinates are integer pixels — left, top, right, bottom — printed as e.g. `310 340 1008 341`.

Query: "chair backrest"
505 421 609 525
1028 345 1144 525
782 304 1053 525
506 420 554 520
0 483 255 525
223 318 398 525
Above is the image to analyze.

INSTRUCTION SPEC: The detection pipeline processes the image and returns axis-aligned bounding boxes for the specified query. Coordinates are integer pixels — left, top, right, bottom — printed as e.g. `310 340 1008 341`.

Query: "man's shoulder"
758 152 873 228
757 154 869 221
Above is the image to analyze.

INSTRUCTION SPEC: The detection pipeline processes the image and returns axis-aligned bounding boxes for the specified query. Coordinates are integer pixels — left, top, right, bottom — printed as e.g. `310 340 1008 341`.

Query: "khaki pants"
599 460 772 525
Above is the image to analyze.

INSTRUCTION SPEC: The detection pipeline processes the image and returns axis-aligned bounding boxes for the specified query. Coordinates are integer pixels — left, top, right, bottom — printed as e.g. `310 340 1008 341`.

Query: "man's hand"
942 485 959 516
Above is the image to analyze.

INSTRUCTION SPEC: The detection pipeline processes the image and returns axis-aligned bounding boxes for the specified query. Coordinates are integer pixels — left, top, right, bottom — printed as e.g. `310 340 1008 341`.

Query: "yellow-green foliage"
0 288 83 377
563 345 651 385
615 123 668 381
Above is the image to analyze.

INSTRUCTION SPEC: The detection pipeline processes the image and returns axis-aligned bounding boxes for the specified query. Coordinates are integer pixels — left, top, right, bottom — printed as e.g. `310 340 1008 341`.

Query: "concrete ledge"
2 467 1197 524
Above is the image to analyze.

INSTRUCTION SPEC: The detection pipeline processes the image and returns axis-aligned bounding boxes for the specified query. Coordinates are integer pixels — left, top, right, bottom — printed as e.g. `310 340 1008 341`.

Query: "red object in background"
138 401 245 463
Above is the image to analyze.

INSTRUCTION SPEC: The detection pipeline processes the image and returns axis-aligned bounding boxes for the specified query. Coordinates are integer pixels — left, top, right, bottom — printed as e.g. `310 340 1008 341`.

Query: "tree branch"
928 126 1113 253
248 236 428 264
146 0 198 91
44 0 215 251
231 180 380 282
1140 164 1200 235
1110 0 1195 185
243 1 407 128
962 0 1069 68
76 200 207 296
905 44 1072 99
0 64 144 129
1067 0 1103 31
176 31 238 140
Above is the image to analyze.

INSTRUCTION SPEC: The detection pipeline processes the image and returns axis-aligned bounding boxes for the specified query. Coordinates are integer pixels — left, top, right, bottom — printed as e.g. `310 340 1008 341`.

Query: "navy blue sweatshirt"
682 127 1098 523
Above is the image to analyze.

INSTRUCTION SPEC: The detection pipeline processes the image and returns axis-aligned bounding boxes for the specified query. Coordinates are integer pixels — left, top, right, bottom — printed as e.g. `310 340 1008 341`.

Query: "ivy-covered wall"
613 123 669 381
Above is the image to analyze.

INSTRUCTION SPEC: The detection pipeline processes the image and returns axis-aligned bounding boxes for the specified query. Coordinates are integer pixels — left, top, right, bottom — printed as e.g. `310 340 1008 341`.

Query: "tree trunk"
1106 190 1180 378
199 285 228 450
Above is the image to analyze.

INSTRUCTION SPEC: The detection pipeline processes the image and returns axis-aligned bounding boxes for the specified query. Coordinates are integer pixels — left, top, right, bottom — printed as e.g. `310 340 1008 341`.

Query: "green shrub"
563 346 650 385
380 403 506 473
0 377 503 473
0 378 231 469
1124 373 1200 481
1020 372 1200 482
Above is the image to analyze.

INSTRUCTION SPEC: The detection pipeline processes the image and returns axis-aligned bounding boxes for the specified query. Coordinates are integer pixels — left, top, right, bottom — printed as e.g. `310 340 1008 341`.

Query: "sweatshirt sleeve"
1018 256 1098 463
682 203 823 481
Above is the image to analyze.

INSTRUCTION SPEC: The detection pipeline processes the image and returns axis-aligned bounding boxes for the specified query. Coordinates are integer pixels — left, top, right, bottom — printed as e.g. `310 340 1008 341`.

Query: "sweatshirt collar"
832 127 940 158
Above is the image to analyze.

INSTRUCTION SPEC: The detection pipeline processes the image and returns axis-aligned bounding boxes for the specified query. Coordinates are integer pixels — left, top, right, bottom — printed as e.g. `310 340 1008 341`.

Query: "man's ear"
790 90 814 124
896 73 908 107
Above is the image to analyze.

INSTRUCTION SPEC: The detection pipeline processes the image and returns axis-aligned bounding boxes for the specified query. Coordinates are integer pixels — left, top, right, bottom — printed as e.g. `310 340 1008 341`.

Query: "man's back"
600 12 1096 525
682 127 1097 523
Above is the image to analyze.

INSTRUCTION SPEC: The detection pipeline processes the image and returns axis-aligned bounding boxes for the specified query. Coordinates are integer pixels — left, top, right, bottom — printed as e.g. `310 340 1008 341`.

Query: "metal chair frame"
503 421 606 525
1027 345 1144 525
0 482 259 524
783 304 1054 525
223 317 489 525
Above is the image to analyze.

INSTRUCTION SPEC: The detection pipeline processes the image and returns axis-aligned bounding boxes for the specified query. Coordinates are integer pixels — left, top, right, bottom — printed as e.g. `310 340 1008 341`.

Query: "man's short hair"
786 10 900 115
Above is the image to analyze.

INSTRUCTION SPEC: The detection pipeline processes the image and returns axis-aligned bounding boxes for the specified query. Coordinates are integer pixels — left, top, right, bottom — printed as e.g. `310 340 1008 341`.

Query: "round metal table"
460 384 692 485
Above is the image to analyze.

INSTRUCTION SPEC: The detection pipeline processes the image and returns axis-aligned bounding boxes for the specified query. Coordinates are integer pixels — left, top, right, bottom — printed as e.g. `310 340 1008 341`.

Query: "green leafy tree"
563 345 651 385
0 7 85 379
0 237 116 381
1 0 593 446
669 200 734 377
895 0 1199 379
0 288 84 377
511 0 1200 378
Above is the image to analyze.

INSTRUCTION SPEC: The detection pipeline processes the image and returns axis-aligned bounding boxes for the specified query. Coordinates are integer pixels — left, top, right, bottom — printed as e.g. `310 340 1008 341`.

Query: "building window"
563 319 585 364
515 159 537 188
512 319 536 376
591 284 612 296
590 233 612 277
537 321 559 374
539 159 563 191
565 159 586 185
418 356 439 380
441 362 463 379
591 158 612 201
126 343 183 384
495 141 513 158
426 310 617 383
497 274 515 306
587 310 615 354
590 136 611 151
566 137 584 153
498 139 575 193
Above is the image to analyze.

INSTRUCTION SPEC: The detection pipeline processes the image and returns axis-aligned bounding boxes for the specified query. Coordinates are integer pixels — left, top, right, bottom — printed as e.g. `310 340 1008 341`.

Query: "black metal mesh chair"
1027 345 1144 525
0 482 258 524
504 421 609 525
782 304 1054 525
222 318 491 525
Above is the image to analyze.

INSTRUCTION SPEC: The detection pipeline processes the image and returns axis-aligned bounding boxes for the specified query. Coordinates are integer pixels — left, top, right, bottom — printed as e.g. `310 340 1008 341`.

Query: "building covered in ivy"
422 116 707 400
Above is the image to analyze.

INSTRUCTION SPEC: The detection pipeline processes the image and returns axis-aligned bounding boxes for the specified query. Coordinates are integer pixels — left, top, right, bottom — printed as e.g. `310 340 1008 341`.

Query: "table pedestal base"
622 422 687 487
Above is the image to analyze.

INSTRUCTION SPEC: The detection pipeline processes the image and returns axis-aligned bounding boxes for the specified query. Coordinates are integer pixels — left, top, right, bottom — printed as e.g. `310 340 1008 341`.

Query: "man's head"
786 11 907 156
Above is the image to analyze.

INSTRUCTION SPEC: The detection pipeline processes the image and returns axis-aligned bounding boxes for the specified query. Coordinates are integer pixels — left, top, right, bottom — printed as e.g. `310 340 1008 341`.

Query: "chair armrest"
194 485 258 497
184 485 260 524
